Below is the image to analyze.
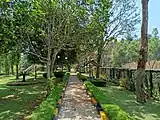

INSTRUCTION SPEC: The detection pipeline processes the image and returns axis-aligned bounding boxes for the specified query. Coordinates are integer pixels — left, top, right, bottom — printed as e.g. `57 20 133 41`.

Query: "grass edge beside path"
84 81 133 120
79 73 160 120
28 72 70 120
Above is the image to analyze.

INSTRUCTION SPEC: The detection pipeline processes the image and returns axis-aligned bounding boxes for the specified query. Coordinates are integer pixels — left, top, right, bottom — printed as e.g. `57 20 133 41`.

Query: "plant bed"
77 73 88 82
78 73 106 86
43 72 66 79
101 104 132 120
7 81 45 86
54 72 66 78
55 78 62 84
27 72 70 120
27 83 64 120
84 81 133 120
90 80 106 87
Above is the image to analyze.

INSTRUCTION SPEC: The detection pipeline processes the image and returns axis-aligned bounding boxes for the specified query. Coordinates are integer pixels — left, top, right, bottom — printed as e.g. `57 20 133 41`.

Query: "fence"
99 67 160 99
80 66 160 99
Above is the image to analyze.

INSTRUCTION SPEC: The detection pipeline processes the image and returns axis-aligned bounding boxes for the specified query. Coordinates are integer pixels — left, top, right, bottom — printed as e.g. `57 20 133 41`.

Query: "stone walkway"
57 74 100 120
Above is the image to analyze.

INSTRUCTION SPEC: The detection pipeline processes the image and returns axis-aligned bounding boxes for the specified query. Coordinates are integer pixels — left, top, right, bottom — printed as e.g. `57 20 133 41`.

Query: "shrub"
78 73 106 86
91 81 106 87
101 104 133 120
119 78 135 92
119 78 128 88
50 77 56 91
77 73 88 82
54 72 66 78
63 72 70 83
43 72 66 79
90 78 106 87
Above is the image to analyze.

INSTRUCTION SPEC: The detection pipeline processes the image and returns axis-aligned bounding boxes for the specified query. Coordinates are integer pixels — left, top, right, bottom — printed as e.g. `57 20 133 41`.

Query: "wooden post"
149 70 153 97
113 68 115 79
34 65 37 80
117 69 121 79
109 68 112 79
100 68 102 75
127 69 130 80
16 64 19 80
22 72 26 82
145 72 150 98
120 70 122 78
130 70 132 78
115 69 117 79
105 68 107 79
145 72 149 88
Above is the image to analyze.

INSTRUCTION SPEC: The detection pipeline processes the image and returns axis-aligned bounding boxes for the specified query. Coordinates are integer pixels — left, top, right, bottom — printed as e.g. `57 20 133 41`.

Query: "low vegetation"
28 72 70 120
80 72 160 120
84 81 133 120
29 83 64 120
0 75 47 120
99 84 160 120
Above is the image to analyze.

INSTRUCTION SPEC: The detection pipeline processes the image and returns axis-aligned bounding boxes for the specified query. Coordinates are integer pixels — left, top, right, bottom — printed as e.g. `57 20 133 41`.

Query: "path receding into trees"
57 73 100 120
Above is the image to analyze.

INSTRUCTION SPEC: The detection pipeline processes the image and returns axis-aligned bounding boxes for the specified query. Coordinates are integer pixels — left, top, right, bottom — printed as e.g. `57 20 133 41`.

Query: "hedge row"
43 71 66 79
84 81 133 120
77 72 88 82
29 72 70 120
77 73 106 87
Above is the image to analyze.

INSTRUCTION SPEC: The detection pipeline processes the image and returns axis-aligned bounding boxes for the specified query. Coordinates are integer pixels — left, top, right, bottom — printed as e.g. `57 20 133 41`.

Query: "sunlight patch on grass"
2 94 16 99
98 84 160 120
0 75 47 120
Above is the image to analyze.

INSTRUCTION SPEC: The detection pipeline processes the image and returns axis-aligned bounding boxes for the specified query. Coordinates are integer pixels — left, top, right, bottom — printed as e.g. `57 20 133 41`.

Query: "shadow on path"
57 74 100 120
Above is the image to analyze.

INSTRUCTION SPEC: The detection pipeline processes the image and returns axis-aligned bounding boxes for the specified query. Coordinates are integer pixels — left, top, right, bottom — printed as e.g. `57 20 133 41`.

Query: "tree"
55 47 78 71
152 28 159 39
20 0 91 95
135 0 149 103
75 0 111 78
92 0 140 78
148 28 160 68
107 40 139 67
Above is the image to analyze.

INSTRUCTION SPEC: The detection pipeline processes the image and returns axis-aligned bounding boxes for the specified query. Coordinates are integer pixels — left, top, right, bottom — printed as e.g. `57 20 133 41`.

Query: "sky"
137 0 160 36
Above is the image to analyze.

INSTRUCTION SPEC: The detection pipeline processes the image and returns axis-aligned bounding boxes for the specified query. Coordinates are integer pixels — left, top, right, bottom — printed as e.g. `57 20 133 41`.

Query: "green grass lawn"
0 75 47 120
98 83 160 120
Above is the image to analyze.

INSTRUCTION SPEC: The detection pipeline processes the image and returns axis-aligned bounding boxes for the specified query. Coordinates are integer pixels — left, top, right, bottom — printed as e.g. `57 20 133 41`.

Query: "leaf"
87 0 92 4
6 0 11 2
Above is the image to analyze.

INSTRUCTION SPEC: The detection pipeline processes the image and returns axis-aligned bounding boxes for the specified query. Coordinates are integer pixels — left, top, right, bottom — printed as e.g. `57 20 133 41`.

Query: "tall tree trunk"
46 18 52 96
135 0 148 103
22 72 26 82
0 67 1 75
16 64 19 79
47 47 51 96
96 53 101 78
51 52 57 77
0 62 1 75
34 65 37 80
67 64 71 72
89 64 92 78
96 45 102 78
46 41 52 96
46 7 56 95
5 58 10 75
11 64 14 75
